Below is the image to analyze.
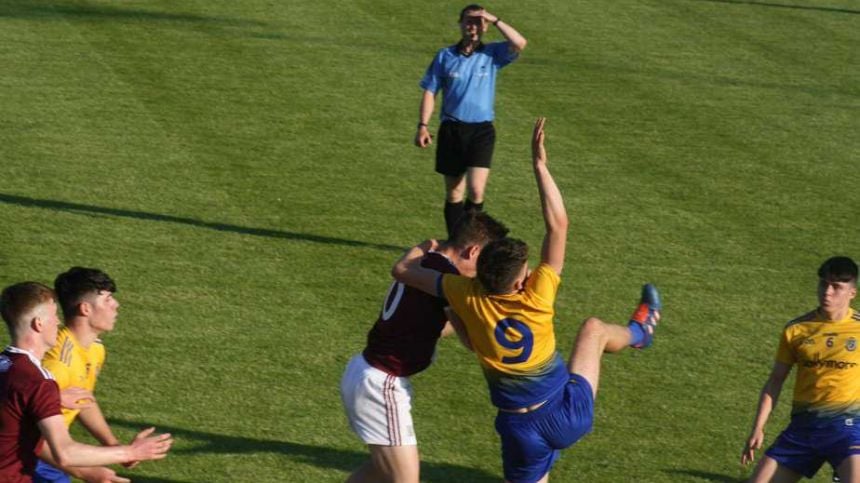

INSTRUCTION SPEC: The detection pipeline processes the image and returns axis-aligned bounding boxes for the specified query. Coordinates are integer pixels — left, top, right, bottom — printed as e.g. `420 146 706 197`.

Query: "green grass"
1 0 858 481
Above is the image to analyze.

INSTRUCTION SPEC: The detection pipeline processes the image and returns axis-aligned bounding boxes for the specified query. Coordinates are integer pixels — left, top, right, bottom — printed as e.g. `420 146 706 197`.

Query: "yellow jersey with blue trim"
442 263 569 410
776 308 860 422
41 327 106 427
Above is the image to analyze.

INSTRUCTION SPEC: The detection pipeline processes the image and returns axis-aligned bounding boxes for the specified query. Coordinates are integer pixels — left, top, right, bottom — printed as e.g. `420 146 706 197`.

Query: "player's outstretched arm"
391 239 442 297
38 415 172 468
741 361 791 466
77 402 140 468
415 90 435 148
470 9 527 52
38 445 129 483
532 118 568 274
78 402 120 447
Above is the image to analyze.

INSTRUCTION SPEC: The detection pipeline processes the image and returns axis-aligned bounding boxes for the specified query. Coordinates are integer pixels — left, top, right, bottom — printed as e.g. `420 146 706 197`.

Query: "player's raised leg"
568 284 661 396
835 455 860 483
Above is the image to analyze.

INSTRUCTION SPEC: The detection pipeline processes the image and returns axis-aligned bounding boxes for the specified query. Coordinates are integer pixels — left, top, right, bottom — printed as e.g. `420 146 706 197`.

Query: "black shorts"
435 121 496 176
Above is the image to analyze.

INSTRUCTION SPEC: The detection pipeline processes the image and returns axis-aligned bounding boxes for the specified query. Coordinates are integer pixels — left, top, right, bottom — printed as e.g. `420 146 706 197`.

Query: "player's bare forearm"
78 402 121 447
535 164 568 236
741 362 790 464
38 416 172 467
532 118 567 272
37 445 125 482
391 240 442 297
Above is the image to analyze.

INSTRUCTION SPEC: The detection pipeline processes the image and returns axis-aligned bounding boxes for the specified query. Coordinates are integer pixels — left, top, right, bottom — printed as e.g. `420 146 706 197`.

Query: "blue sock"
627 321 647 346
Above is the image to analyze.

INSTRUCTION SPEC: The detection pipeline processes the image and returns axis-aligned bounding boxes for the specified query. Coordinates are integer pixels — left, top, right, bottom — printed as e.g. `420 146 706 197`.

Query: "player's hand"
60 387 95 410
532 117 547 166
417 239 439 254
468 9 498 24
76 466 130 483
741 429 764 465
415 126 432 148
127 427 173 463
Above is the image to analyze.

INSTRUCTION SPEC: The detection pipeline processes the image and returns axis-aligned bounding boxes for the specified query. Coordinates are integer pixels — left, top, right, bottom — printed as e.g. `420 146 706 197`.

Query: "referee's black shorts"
435 121 496 176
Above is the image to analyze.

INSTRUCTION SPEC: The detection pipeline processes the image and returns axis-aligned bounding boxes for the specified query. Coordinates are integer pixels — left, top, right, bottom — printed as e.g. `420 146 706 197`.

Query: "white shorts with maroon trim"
340 354 416 446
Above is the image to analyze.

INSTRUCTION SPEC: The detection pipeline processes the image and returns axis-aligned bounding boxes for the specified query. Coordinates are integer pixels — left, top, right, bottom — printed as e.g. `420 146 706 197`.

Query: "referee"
414 4 526 236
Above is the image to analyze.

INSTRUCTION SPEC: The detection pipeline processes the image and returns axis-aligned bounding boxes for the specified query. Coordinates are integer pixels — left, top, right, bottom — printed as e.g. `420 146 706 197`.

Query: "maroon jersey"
363 252 459 376
0 347 62 481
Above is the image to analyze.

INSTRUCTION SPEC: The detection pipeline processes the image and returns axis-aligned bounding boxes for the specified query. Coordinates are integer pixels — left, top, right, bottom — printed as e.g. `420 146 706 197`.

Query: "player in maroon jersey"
0 282 172 482
341 211 508 483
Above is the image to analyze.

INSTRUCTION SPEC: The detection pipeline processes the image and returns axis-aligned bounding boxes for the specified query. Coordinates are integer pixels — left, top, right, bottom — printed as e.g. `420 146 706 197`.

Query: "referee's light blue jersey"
420 42 518 123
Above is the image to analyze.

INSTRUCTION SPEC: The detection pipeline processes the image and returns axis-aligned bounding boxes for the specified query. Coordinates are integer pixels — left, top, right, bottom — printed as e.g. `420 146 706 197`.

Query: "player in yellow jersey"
36 267 135 483
393 118 662 483
742 256 860 482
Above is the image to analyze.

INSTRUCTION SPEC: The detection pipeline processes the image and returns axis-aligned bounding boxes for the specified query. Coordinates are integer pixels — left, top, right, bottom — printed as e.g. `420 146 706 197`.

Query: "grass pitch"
1 0 858 481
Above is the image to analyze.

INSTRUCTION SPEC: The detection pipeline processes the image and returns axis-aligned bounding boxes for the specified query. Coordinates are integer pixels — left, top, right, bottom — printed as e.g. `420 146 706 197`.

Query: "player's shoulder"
1 349 54 382
852 309 860 322
533 263 561 282
422 251 459 275
783 310 819 329
438 44 458 57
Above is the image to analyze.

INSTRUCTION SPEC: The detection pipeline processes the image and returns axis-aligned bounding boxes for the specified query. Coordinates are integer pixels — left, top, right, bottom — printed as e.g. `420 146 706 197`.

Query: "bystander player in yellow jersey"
35 267 136 483
742 256 860 483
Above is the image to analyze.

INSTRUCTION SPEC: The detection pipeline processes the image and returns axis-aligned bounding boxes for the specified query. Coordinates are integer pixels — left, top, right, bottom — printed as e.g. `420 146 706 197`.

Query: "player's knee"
579 317 606 338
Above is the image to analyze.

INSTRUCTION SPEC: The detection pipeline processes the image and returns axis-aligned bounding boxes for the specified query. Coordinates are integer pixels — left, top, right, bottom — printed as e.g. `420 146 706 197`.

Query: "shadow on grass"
125 478 192 483
695 0 860 15
0 1 265 26
0 193 402 253
108 418 500 482
664 469 744 482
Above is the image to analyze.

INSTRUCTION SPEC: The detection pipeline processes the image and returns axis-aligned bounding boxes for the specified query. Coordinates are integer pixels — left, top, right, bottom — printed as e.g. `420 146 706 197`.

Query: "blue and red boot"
628 283 661 349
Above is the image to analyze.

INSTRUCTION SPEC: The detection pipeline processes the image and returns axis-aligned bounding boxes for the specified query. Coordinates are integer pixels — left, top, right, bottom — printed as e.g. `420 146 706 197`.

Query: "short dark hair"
818 256 858 285
0 282 55 334
54 267 117 319
459 4 483 21
477 238 529 294
449 211 509 249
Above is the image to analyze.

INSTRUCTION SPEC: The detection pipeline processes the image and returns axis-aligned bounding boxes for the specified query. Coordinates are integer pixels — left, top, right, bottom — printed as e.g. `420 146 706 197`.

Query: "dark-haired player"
414 4 527 236
742 256 860 483
0 282 171 482
394 118 662 482
340 211 509 483
35 267 131 483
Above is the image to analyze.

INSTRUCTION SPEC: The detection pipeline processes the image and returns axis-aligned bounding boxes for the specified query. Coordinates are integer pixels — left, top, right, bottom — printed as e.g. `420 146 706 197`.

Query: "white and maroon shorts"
340 354 416 446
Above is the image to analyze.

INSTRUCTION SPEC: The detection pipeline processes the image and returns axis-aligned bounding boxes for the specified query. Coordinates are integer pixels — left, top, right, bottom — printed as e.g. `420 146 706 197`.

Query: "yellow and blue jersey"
776 308 860 423
442 263 569 409
41 327 105 427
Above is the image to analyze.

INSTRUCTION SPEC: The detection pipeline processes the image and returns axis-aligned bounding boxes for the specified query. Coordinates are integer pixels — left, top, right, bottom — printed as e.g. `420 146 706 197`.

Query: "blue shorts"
34 459 71 483
494 374 594 483
766 417 860 478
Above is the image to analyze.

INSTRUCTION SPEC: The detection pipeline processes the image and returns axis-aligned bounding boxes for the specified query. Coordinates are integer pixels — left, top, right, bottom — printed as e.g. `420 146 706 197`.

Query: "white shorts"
340 354 416 446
